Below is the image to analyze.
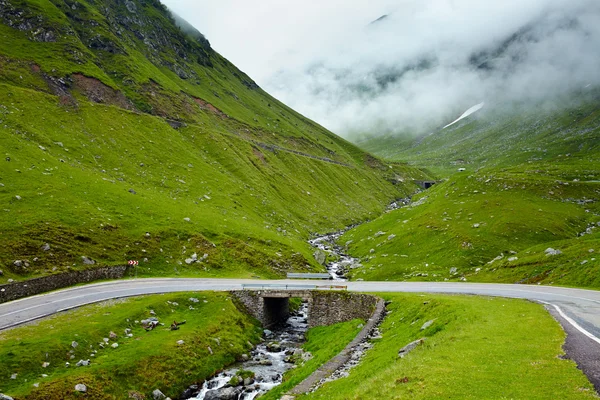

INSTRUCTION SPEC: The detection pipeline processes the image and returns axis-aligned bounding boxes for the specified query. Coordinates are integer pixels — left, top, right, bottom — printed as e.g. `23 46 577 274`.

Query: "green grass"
0 292 262 399
302 293 596 399
341 168 600 287
261 319 364 400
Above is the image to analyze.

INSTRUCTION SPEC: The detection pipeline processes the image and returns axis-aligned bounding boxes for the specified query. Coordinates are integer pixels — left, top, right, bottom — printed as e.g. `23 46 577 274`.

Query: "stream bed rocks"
185 304 309 400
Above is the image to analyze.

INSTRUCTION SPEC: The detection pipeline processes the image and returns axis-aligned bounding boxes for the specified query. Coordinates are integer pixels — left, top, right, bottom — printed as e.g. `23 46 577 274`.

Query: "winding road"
2 279 600 390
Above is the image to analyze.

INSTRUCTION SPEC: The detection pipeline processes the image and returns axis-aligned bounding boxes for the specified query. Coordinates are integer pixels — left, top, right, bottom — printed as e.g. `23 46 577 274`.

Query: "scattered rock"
15 195 21 200
177 340 185 345
449 267 458 275
263 329 273 337
76 359 90 367
387 234 396 240
183 217 191 222
42 362 50 368
41 243 51 251
204 386 243 400
398 338 426 358
109 331 118 340
0 270 3 276
10 373 17 379
472 223 480 228
0 394 14 400
420 320 435 331
207 346 213 355
508 257 518 262
111 343 119 349
75 384 87 393
152 389 166 400
71 341 78 348
545 248 562 256
125 328 132 335
128 188 137 194
266 342 283 352
189 297 199 303
81 256 95 265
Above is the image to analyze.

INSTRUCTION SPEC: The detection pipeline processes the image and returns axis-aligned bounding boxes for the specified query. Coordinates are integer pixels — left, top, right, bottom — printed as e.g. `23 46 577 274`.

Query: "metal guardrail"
241 284 318 290
286 273 332 280
240 283 347 291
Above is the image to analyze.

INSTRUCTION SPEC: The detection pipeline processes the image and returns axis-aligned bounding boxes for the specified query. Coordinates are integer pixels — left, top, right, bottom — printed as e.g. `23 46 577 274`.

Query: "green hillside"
345 97 600 287
0 0 429 284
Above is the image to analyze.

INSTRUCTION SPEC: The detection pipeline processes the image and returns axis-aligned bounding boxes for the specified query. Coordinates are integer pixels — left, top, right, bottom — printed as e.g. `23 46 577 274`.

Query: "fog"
163 0 600 136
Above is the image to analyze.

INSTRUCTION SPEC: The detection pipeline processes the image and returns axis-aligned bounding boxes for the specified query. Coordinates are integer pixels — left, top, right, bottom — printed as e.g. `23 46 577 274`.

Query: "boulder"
81 256 95 265
545 248 562 256
179 384 199 399
398 338 426 358
75 384 87 393
204 386 243 400
266 342 283 352
420 320 435 331
152 389 166 400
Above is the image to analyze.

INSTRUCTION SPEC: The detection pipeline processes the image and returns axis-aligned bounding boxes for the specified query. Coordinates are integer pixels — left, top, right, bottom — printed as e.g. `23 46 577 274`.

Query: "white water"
309 232 359 281
193 305 308 400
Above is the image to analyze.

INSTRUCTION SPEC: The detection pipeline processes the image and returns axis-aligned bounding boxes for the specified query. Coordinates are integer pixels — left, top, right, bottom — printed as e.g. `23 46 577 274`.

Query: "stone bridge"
231 290 378 328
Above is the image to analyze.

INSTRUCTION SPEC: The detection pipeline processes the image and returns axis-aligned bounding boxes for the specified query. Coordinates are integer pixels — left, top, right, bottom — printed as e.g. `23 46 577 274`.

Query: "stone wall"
308 291 378 328
0 265 131 303
233 290 266 324
230 290 378 329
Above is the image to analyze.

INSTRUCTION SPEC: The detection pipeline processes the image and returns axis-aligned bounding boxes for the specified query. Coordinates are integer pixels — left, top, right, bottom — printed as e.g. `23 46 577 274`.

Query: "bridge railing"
240 283 347 291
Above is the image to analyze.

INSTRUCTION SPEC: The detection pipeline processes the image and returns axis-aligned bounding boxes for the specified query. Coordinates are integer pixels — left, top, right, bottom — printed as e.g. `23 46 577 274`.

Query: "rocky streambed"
186 304 310 400
309 232 358 281
309 198 411 281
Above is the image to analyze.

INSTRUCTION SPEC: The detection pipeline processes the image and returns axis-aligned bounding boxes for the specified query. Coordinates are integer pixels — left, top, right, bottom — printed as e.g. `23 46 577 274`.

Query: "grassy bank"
0 292 262 399
303 293 596 399
261 319 364 400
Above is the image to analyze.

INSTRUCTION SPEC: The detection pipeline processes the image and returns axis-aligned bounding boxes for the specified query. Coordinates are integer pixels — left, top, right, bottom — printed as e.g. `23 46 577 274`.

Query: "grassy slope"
0 0 430 283
304 293 596 400
342 169 600 286
0 292 262 399
343 96 600 286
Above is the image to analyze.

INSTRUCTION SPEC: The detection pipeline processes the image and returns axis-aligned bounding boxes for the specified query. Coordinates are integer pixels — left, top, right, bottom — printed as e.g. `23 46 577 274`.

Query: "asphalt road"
1 279 600 389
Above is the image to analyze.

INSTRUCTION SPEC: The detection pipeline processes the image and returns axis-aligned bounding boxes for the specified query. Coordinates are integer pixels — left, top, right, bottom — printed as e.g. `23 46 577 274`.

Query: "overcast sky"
163 0 600 136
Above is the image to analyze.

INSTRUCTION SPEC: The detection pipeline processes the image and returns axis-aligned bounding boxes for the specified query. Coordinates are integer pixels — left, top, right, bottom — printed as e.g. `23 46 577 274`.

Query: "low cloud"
164 0 600 136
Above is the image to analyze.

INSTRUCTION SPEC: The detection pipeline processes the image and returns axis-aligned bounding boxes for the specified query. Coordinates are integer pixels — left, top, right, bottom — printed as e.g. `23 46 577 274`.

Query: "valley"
0 0 599 399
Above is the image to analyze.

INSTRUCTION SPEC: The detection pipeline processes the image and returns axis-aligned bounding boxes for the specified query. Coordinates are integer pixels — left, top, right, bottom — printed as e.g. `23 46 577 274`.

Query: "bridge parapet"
231 290 377 329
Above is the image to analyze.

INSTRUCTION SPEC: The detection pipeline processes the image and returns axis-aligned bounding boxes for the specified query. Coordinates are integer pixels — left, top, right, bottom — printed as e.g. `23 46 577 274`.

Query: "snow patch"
443 102 485 129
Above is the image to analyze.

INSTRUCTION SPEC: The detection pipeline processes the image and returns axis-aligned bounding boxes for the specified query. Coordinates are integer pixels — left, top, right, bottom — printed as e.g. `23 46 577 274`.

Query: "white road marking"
540 301 600 345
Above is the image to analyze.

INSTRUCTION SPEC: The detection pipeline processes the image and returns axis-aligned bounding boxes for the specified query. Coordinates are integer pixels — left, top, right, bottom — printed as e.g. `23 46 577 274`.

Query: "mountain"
0 0 429 284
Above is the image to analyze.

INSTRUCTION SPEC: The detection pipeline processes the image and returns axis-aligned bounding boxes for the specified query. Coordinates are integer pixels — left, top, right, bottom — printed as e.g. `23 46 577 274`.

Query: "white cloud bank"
163 0 600 136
